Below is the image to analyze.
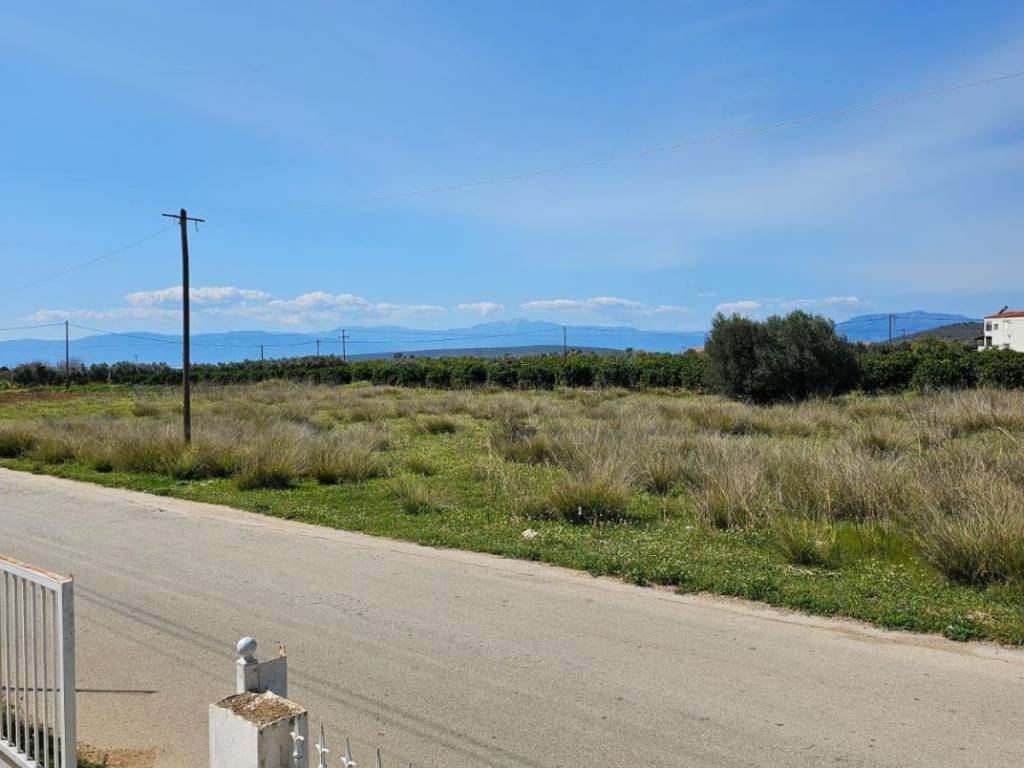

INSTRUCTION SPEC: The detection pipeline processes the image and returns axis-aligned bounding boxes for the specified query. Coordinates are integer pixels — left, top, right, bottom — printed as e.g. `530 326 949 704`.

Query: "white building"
979 308 1024 351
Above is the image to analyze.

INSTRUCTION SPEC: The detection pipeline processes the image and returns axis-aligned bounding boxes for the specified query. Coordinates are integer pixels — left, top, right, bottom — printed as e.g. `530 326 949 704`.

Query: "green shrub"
975 350 1024 389
704 311 860 403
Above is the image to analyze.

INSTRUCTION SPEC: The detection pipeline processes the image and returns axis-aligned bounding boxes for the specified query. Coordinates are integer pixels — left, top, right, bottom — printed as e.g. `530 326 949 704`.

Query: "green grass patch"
3 383 1024 645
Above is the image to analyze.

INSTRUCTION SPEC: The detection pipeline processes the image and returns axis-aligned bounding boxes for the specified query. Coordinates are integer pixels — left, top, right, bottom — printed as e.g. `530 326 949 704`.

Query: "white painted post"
209 692 308 768
57 579 76 768
210 637 306 768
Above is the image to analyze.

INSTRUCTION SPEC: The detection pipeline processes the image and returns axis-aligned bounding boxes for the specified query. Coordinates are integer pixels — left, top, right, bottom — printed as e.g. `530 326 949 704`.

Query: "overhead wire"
0 225 176 300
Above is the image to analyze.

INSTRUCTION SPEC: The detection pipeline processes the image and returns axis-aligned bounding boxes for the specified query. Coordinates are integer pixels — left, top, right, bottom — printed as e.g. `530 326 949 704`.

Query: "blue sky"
3 0 1024 340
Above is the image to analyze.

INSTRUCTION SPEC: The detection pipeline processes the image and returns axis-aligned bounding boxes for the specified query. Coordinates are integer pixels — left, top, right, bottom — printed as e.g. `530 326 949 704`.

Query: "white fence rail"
0 554 75 768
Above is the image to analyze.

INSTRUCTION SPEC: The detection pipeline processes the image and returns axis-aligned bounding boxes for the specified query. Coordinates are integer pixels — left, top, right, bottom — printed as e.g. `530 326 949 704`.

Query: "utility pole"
161 208 204 443
260 344 265 361
888 314 893 344
316 338 321 357
562 326 567 359
340 329 348 362
64 320 70 390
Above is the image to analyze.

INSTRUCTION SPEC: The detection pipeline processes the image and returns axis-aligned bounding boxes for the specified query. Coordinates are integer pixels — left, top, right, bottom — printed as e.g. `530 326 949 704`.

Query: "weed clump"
415 415 459 435
309 439 383 485
389 476 445 514
234 439 300 490
767 517 842 569
0 425 36 458
532 478 632 525
907 478 1024 586
404 455 437 476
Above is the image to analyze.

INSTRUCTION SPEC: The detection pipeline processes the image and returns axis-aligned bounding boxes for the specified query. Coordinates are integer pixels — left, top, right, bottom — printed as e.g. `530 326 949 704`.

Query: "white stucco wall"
980 316 1023 351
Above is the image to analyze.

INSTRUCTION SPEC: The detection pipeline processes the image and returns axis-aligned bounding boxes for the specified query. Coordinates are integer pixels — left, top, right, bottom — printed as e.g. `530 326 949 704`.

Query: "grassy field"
2 382 1023 644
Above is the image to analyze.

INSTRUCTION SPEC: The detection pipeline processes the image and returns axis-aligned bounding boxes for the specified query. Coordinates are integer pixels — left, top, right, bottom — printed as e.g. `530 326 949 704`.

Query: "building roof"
987 310 1024 319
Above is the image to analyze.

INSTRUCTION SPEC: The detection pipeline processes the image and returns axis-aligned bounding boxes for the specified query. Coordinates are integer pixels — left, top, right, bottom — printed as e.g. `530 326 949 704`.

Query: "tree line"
4 312 1022 402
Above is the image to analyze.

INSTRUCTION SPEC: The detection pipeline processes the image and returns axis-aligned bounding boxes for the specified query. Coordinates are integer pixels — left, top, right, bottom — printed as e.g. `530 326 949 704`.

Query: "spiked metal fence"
301 724 394 768
0 554 76 768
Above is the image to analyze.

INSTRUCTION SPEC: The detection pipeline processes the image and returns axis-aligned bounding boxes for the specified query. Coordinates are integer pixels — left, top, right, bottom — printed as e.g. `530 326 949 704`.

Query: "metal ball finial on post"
236 636 258 662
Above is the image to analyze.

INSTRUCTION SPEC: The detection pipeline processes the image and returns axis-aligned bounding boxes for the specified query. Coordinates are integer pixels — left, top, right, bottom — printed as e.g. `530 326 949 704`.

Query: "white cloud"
126 286 270 305
521 296 688 315
35 286 448 328
458 301 505 316
266 292 372 312
714 300 762 315
30 307 179 322
373 303 445 316
715 296 863 317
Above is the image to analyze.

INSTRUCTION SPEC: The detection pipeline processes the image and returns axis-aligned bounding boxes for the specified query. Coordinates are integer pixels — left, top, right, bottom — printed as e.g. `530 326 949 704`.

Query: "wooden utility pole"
340 329 348 362
64 320 69 390
888 314 894 344
161 208 204 443
260 344 265 361
562 326 567 359
316 338 321 357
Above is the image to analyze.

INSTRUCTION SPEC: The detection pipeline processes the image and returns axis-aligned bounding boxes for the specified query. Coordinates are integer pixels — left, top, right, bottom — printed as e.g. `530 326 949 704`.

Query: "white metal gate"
0 553 75 768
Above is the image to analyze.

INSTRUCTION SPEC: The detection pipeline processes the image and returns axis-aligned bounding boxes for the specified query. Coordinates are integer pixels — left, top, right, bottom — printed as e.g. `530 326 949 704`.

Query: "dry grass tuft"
907 475 1024 586
532 477 632 525
404 455 438 476
308 438 384 484
0 424 37 458
767 516 842 569
389 476 445 514
414 414 460 435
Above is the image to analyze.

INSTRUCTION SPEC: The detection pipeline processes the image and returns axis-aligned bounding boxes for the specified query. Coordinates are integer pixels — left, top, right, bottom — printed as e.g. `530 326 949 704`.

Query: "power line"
0 322 65 332
0 225 176 300
835 313 978 328
305 69 1024 210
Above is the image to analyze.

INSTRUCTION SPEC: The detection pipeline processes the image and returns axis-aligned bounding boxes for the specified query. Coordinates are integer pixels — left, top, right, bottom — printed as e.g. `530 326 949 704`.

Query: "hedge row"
2 351 709 391
4 342 1024 394
859 344 1024 392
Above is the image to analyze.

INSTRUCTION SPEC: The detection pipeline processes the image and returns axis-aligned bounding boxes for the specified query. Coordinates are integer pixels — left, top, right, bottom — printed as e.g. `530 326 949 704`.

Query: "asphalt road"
1 469 1022 768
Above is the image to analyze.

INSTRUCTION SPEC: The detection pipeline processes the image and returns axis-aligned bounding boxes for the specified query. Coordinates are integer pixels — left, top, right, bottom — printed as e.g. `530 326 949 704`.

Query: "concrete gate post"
209 637 309 768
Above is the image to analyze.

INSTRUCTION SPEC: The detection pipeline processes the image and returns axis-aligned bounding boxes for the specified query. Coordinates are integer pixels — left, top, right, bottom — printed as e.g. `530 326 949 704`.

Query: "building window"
986 322 992 331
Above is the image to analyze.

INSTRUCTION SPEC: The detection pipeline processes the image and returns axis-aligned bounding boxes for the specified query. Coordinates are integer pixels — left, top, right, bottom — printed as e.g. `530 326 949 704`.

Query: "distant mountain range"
0 313 982 367
0 319 703 367
835 311 979 343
